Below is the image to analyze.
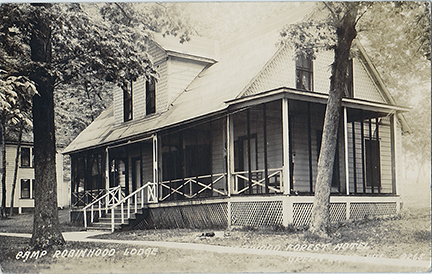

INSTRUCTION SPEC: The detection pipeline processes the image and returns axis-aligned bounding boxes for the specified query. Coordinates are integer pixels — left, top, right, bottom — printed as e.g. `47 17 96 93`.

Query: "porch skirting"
142 195 401 230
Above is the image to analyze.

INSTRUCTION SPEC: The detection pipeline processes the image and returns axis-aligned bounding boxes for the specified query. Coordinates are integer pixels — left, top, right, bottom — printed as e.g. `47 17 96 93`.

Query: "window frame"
146 79 156 115
296 55 314 92
20 179 31 199
123 81 133 122
20 147 31 167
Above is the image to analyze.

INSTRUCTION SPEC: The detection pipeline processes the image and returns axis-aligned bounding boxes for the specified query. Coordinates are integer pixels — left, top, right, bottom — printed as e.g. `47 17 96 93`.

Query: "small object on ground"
200 232 215 237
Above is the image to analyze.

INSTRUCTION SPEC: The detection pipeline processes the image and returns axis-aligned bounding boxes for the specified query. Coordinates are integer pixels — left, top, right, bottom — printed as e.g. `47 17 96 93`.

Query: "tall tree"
282 2 363 235
28 3 65 248
0 2 188 248
282 1 430 235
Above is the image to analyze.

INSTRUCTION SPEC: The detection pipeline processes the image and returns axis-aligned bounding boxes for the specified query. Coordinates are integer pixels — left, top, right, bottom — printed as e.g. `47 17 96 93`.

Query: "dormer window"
296 55 313 91
124 82 133 122
146 79 156 115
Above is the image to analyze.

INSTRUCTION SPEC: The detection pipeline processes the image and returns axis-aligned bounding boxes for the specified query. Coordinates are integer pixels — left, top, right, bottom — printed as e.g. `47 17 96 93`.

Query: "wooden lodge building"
63 6 410 230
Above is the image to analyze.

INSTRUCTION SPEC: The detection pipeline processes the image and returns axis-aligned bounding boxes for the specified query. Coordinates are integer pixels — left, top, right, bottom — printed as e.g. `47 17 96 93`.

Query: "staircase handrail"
83 185 122 228
109 182 157 232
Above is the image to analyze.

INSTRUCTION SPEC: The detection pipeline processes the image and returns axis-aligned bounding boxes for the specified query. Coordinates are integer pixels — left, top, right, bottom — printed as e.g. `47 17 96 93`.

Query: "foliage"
358 1 431 167
0 71 36 126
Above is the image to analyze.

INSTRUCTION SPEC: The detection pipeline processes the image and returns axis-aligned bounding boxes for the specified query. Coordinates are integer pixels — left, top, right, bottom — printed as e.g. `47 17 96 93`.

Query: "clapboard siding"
347 117 394 194
142 143 154 185
113 85 123 125
155 60 168 113
211 118 227 191
133 77 146 119
232 101 283 172
167 56 207 106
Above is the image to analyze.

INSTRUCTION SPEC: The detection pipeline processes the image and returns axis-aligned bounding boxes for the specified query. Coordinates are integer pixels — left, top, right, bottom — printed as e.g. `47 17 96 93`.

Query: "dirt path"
1 231 430 270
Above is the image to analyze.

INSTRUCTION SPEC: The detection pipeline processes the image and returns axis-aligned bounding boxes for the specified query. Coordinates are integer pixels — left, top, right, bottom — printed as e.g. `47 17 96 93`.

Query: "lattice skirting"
133 200 398 230
231 201 283 227
292 203 347 227
148 202 228 229
350 202 397 220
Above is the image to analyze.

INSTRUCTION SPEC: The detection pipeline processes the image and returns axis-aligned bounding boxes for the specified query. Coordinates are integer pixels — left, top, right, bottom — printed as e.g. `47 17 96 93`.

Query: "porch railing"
72 189 106 208
82 186 123 228
109 182 158 232
233 168 283 194
159 173 227 201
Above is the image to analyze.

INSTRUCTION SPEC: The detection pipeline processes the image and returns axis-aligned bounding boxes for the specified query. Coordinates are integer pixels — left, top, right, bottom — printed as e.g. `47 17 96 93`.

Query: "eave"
226 87 411 113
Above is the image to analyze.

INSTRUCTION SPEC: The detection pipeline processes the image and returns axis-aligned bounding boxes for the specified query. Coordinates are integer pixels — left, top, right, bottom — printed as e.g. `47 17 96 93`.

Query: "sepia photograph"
0 1 430 273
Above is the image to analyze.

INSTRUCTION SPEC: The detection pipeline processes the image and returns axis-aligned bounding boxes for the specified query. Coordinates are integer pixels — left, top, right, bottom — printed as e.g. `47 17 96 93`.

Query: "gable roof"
63 3 409 154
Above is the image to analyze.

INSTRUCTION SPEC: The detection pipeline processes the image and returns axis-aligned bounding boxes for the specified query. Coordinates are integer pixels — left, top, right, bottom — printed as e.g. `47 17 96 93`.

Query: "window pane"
146 80 156 115
123 88 133 121
21 147 30 167
21 179 30 199
296 55 313 91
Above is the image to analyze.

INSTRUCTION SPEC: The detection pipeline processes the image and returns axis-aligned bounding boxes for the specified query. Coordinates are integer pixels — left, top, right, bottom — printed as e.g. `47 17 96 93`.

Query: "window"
21 147 31 167
345 59 354 98
146 79 156 115
21 179 31 199
32 179 35 199
296 55 313 91
123 83 133 122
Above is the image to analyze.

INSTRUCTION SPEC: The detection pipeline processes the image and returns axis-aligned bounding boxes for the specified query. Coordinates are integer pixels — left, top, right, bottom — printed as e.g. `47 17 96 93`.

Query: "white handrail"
233 168 283 194
83 185 122 228
109 182 157 232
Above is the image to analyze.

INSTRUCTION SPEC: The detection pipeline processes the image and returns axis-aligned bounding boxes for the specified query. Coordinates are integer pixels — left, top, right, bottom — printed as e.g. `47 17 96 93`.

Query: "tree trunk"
309 5 358 236
0 122 6 219
29 4 65 249
10 121 25 216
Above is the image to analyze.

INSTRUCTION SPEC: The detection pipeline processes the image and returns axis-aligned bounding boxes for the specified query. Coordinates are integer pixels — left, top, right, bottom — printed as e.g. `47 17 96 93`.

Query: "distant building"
64 5 410 230
0 140 67 213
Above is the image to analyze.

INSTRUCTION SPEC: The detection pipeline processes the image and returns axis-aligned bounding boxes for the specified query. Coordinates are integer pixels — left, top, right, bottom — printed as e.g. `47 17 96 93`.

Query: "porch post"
282 98 290 195
152 134 159 200
246 110 252 194
226 114 234 196
105 147 110 189
391 114 398 195
226 114 234 229
343 107 350 195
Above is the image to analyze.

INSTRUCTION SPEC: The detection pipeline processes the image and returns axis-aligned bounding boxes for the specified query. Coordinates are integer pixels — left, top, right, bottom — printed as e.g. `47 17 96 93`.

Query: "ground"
0 206 430 273
0 174 430 273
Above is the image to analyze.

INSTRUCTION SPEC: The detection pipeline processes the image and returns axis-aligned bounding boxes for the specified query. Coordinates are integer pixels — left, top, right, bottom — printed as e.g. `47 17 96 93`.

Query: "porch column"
343 107 350 195
282 98 290 195
105 147 110 189
152 134 159 199
391 113 398 195
226 114 234 196
226 114 234 229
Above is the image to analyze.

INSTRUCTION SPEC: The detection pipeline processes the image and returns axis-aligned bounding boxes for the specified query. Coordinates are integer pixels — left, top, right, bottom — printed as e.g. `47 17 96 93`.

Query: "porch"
69 95 402 230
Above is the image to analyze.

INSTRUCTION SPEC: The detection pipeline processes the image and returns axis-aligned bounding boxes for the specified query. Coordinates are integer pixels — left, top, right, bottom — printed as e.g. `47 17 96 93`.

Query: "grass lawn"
0 207 430 273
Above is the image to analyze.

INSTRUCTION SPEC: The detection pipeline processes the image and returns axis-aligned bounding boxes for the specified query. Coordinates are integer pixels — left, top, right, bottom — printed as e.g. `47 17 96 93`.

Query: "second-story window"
123 82 133 122
296 55 313 91
146 79 156 115
21 147 31 167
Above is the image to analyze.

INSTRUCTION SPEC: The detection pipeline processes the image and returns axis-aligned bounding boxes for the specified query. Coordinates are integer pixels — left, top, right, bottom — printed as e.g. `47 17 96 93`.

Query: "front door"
365 139 381 191
234 135 258 194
